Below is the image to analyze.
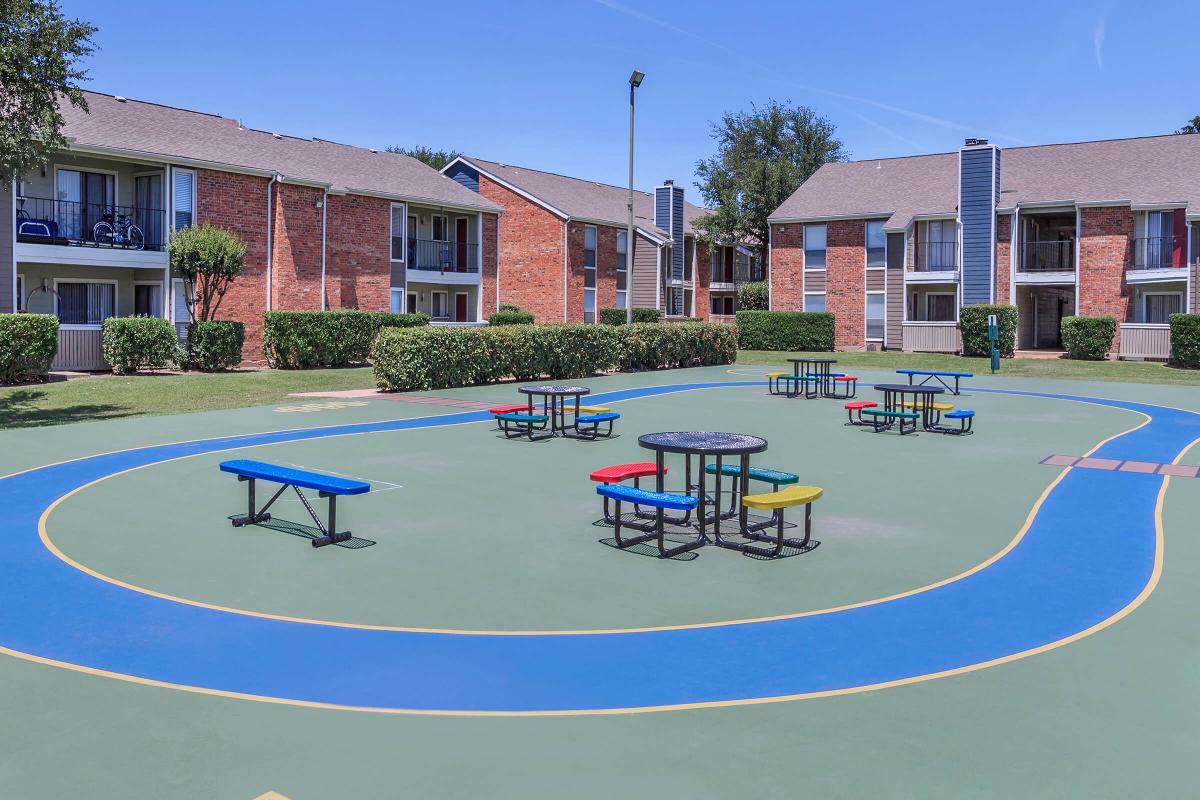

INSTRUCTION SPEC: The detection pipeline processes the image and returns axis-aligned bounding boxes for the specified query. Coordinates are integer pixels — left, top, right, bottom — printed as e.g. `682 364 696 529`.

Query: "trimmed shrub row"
101 316 179 375
372 322 736 392
263 310 429 368
736 281 769 311
488 306 535 325
734 310 835 351
187 320 245 372
1061 316 1116 361
1169 313 1200 368
0 313 59 384
958 304 1017 357
598 307 662 325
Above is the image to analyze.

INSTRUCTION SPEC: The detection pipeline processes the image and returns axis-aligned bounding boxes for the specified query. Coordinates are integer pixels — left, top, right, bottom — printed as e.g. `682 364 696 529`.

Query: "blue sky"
64 0 1200 198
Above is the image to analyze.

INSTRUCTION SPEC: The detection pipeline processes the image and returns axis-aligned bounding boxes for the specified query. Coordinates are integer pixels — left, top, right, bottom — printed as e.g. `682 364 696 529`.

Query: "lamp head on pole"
629 70 645 88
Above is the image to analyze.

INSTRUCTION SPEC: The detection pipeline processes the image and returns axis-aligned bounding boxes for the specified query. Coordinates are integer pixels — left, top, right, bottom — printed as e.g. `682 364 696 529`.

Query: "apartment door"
56 169 114 240
455 292 469 322
455 218 469 272
431 291 448 320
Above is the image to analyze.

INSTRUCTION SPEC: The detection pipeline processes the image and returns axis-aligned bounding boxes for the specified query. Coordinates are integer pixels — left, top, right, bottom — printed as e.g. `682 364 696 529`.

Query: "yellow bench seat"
899 400 955 412
741 485 823 511
563 404 612 414
764 371 788 378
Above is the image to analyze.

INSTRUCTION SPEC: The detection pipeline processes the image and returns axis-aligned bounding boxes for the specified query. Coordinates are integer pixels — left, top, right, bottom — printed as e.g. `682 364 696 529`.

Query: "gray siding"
885 231 904 348
1 182 12 312
630 234 658 309
804 270 827 292
959 146 998 306
866 270 885 291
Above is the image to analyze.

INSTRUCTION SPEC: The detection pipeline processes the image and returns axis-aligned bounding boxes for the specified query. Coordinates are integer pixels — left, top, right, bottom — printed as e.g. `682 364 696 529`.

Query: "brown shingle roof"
59 91 502 213
771 133 1200 229
460 157 711 239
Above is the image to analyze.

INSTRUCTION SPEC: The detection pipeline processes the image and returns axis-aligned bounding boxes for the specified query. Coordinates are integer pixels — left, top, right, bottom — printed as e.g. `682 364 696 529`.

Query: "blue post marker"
988 313 1000 374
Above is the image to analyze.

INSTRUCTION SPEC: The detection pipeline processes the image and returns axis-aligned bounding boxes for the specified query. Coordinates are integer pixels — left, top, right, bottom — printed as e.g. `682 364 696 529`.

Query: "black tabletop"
518 385 591 396
638 431 768 456
873 383 944 395
788 357 837 364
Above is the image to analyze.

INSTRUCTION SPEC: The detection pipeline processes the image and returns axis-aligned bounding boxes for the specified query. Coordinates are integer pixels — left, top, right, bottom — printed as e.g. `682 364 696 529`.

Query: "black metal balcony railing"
1130 236 1183 270
710 266 766 284
1021 240 1075 272
15 197 167 251
405 238 480 272
912 241 958 272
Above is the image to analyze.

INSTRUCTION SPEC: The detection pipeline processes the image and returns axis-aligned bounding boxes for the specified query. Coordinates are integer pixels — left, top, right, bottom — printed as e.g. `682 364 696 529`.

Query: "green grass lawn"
2 350 1197 430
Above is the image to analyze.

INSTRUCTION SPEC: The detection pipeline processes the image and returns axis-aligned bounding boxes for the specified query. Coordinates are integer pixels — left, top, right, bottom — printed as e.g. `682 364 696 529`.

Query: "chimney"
959 139 1001 304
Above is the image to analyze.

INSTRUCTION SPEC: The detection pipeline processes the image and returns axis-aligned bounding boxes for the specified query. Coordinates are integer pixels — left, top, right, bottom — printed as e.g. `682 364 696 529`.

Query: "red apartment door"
456 218 469 272
455 292 469 322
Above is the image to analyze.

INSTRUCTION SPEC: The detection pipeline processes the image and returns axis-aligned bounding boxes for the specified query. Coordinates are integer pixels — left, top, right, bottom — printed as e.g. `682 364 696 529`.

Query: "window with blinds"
57 282 116 326
172 168 195 230
390 204 407 261
584 225 597 322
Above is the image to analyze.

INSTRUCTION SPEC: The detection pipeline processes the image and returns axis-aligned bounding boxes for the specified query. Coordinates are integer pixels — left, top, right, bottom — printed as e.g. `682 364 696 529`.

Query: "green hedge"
958 304 1017 357
734 310 835 351
0 314 58 384
1169 313 1200 367
599 307 663 325
737 281 769 311
101 316 179 374
488 307 535 325
372 322 735 391
262 310 429 368
618 322 736 370
187 320 244 371
1060 316 1115 361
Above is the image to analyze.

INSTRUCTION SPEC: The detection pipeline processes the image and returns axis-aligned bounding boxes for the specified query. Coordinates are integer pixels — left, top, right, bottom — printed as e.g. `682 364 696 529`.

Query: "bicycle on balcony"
93 209 145 251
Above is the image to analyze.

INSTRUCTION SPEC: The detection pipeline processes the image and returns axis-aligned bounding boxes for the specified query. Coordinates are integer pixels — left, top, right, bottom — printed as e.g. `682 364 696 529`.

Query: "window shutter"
173 169 194 230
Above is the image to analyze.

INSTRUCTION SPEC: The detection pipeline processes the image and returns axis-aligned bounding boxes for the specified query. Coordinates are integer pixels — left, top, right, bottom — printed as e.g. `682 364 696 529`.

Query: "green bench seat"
703 463 799 486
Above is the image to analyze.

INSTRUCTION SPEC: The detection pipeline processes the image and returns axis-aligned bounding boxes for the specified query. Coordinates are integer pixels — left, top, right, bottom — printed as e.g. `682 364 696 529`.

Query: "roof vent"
963 137 989 147
114 96 127 103
272 133 282 139
369 148 378 153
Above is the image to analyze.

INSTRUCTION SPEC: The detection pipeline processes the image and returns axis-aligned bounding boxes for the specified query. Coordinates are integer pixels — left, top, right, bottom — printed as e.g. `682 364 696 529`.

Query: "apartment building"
443 157 761 322
1 91 502 369
769 135 1200 359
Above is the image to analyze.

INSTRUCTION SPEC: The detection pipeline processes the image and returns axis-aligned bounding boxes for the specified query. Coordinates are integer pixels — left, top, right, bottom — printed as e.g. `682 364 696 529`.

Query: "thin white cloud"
590 0 1031 146
1093 13 1108 70
847 110 923 151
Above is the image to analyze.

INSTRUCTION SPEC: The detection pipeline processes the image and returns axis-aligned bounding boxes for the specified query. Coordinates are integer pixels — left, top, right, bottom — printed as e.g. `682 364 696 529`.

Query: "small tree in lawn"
169 224 246 321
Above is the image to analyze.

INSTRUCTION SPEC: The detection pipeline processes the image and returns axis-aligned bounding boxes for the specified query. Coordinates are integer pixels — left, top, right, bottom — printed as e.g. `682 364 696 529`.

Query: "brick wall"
595 224 618 313
481 212 499 317
695 245 711 320
1078 206 1134 352
272 182 325 311
827 219 865 348
769 223 803 310
196 169 270 361
477 174 565 323
566 222 585 323
995 213 1012 305
325 193 390 312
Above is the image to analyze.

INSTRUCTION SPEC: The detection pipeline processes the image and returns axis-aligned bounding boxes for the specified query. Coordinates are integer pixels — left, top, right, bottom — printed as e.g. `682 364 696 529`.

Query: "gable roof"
453 156 712 240
58 91 502 213
770 133 1200 230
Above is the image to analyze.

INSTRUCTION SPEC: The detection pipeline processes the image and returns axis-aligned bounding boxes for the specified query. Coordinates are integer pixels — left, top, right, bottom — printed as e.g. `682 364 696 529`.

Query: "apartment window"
407 292 418 314
710 294 735 316
926 293 956 322
583 225 597 323
1144 293 1182 324
390 204 407 261
921 219 957 271
431 291 448 319
390 288 403 313
683 237 694 282
57 280 116 326
173 279 191 325
15 275 23 312
432 215 448 242
134 282 163 317
866 221 886 268
866 292 885 340
804 223 827 269
804 292 826 313
172 167 195 231
616 230 628 309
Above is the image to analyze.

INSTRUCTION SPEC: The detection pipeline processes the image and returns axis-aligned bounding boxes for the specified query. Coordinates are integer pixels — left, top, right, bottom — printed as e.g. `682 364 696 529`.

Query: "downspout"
562 220 569 323
265 175 278 310
766 224 773 311
320 188 328 310
11 180 18 312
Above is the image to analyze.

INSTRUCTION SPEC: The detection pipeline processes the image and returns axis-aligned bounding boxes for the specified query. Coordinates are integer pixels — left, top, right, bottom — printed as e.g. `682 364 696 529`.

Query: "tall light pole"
626 69 644 325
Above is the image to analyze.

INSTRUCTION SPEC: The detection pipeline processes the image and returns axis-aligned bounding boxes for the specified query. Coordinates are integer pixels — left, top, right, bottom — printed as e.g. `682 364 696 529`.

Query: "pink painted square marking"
1158 464 1200 478
1077 457 1122 470
1118 461 1159 474
1041 455 1080 467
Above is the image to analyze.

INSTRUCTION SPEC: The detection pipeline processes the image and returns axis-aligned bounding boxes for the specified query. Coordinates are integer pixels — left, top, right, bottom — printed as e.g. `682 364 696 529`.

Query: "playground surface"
1 364 1198 798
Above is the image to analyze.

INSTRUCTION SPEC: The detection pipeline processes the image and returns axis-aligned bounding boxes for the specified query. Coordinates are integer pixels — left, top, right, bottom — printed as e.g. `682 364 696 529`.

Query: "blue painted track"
0 382 1196 713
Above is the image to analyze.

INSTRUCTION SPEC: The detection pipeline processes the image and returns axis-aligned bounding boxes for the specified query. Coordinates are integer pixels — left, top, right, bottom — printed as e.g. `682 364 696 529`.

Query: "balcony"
403 237 480 287
1130 236 1185 271
1020 240 1074 272
906 241 958 282
15 197 168 265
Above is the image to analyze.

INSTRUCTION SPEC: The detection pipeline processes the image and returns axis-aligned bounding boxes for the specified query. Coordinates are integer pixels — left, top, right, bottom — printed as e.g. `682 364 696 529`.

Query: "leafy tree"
169 224 247 322
693 101 846 262
385 145 460 171
1177 116 1200 134
0 0 96 182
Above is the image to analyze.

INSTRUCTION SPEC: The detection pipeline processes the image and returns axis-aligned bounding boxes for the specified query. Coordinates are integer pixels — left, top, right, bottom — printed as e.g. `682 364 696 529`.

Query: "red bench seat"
834 375 858 382
844 401 877 410
589 462 667 483
488 403 529 415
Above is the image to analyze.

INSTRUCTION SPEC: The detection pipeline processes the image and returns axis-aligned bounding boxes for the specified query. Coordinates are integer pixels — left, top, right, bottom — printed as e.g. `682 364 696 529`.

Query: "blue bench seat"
575 411 619 440
495 412 549 424
596 483 697 511
219 459 371 547
576 412 619 424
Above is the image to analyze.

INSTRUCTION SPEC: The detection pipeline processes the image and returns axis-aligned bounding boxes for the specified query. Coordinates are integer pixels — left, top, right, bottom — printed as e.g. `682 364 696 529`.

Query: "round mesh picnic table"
518 385 591 396
638 432 767 457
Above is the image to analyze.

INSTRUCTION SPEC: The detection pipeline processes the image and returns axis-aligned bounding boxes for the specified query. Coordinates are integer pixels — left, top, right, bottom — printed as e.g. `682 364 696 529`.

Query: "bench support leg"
309 491 353 548
231 477 287 527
